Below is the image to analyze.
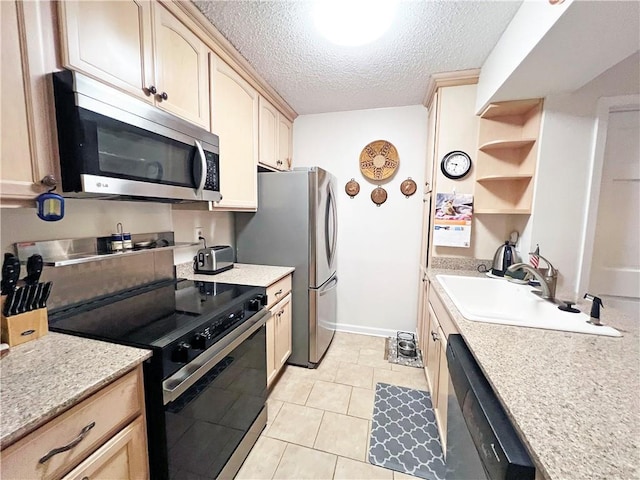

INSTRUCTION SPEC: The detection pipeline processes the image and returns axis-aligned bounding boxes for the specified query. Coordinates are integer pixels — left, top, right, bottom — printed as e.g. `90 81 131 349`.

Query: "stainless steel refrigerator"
236 167 338 367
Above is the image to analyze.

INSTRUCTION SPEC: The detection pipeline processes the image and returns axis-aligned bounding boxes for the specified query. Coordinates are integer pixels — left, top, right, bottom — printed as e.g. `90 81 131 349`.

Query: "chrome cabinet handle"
431 331 439 342
145 85 157 95
158 91 168 101
275 289 283 297
276 160 283 166
39 422 95 464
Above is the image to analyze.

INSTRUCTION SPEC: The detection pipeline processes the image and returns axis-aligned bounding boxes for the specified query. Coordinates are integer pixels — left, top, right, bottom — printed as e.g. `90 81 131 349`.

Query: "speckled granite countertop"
427 269 639 480
0 332 151 448
176 262 294 287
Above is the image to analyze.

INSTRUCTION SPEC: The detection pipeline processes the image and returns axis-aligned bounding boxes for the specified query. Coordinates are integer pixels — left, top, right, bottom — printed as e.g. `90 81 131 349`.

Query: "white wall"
293 105 428 336
476 0 572 111
476 0 638 112
526 53 640 300
0 200 234 265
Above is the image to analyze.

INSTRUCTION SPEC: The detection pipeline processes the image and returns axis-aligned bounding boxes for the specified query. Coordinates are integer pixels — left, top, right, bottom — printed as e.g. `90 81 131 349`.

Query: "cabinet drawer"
1 367 144 480
428 287 458 338
60 416 148 480
266 275 292 309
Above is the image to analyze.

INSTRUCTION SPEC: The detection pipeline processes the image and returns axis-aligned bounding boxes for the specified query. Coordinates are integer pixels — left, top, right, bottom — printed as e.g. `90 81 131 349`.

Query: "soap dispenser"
583 294 604 326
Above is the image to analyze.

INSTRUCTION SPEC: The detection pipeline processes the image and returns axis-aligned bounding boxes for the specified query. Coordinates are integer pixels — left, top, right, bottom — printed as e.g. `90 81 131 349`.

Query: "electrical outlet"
194 227 203 242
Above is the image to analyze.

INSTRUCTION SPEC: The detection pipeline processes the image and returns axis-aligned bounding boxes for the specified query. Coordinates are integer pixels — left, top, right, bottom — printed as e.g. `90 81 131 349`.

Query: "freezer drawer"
309 273 337 365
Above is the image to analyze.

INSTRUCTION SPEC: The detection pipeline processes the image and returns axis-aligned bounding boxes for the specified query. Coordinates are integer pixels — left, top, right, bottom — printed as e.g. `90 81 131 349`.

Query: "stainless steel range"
49 277 269 479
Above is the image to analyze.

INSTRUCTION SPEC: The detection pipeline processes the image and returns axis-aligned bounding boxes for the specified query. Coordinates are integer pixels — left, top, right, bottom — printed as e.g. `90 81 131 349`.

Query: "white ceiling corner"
193 0 522 115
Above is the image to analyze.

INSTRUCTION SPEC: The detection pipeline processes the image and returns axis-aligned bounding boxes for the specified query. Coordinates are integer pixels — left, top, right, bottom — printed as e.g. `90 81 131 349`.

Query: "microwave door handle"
194 140 207 198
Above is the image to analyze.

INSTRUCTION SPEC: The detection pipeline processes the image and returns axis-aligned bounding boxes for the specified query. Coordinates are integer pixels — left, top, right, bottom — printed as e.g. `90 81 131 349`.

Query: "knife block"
0 295 48 347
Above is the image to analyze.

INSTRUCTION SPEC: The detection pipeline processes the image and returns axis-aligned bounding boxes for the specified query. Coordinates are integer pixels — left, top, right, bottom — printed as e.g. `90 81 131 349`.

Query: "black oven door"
161 310 269 479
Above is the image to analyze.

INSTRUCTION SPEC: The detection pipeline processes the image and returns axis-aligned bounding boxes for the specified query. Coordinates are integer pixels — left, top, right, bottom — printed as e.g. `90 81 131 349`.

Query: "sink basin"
436 274 621 337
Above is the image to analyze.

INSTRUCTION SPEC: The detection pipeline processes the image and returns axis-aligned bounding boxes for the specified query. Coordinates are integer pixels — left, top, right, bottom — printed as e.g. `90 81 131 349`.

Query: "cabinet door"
275 295 292 368
58 0 154 103
153 3 210 129
1 0 59 203
436 337 449 452
259 96 278 169
61 417 148 480
277 115 293 170
210 54 258 211
425 304 441 405
266 314 277 387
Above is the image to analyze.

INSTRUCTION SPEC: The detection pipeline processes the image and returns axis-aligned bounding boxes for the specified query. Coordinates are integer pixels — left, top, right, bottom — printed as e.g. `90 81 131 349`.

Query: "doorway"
583 97 639 317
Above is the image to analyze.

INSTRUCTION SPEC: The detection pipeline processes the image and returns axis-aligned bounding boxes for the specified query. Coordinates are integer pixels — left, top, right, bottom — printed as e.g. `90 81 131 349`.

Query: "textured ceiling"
193 1 522 115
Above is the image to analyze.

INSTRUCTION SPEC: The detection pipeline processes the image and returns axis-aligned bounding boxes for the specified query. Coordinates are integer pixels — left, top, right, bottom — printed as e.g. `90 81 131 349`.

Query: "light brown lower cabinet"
0 366 148 480
61 416 148 480
421 284 458 455
266 274 293 388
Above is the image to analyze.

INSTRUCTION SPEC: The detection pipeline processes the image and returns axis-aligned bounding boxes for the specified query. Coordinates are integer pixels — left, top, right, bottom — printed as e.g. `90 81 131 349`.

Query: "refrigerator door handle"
319 274 338 296
326 181 338 269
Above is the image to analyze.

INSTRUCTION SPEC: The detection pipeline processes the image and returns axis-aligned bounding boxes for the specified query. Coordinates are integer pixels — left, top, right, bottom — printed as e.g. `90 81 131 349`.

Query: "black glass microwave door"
164 325 267 480
79 109 197 188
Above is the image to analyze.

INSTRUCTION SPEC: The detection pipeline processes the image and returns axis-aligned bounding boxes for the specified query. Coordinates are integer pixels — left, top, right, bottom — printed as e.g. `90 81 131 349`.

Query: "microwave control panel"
204 151 219 190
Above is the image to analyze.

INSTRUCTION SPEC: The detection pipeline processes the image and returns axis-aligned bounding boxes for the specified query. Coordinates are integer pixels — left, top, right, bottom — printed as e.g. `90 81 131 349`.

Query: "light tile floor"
236 332 427 479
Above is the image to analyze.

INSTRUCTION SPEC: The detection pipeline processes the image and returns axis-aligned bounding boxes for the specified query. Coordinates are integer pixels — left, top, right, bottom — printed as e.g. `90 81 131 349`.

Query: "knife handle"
39 282 52 309
2 290 15 316
25 255 43 285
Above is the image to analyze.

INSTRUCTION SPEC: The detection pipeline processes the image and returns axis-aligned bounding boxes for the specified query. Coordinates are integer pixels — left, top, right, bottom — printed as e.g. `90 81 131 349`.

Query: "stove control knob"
248 298 261 311
171 342 191 363
191 333 207 350
257 293 267 306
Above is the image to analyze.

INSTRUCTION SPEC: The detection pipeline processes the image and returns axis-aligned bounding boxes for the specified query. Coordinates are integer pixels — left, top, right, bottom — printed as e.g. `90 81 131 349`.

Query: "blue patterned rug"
368 383 445 480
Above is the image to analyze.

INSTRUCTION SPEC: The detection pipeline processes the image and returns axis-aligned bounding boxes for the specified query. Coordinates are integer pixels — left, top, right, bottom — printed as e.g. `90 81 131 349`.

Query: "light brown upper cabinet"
259 96 292 171
1 0 59 204
58 1 154 104
59 1 210 129
278 115 293 170
153 3 210 129
210 53 258 211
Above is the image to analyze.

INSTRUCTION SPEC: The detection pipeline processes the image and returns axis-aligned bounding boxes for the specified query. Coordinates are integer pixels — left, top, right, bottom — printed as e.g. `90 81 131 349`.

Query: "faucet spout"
507 255 558 301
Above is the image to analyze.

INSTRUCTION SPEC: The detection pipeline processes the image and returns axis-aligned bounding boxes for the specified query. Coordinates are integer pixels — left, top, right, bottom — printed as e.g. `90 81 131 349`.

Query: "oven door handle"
162 308 270 405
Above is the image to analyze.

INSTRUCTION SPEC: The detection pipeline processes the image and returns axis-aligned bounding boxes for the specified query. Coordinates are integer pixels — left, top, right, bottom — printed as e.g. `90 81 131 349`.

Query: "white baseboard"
335 323 416 338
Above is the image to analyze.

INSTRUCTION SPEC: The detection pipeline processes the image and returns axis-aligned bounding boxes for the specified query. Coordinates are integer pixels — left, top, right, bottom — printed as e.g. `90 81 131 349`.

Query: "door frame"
577 94 640 296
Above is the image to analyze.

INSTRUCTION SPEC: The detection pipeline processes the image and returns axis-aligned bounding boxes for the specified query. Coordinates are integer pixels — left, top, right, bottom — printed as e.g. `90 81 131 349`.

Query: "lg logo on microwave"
96 182 109 188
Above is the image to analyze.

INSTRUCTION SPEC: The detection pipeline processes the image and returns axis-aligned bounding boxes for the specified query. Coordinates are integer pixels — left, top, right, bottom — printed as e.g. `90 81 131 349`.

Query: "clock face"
441 151 472 179
359 140 399 180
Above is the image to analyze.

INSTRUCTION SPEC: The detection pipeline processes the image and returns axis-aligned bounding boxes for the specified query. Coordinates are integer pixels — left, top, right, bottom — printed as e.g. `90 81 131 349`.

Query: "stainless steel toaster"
193 245 234 275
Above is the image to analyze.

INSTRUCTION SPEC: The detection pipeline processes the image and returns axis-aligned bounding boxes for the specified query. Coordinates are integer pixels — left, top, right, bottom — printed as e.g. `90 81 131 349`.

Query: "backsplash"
0 199 234 266
430 256 492 272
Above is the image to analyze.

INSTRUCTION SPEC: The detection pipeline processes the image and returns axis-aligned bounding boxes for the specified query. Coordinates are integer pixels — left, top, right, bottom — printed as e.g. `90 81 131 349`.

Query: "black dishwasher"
445 335 535 480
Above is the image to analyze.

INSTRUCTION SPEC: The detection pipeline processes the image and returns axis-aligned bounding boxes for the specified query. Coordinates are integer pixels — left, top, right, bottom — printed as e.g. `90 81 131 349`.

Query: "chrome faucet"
507 254 558 301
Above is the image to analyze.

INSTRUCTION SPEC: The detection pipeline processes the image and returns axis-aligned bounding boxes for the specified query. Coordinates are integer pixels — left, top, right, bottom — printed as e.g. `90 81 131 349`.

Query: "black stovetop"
49 279 263 350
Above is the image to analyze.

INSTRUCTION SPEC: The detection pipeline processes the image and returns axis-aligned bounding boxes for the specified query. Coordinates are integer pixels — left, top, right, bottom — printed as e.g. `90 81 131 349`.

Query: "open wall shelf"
474 99 542 214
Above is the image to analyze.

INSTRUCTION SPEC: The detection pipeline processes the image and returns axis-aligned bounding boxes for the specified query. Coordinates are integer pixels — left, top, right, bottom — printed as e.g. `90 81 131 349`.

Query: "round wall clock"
441 151 472 180
359 140 399 181
371 186 388 206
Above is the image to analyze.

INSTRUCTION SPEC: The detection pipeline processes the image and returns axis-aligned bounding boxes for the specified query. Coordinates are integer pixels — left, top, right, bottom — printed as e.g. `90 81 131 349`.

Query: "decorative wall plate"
371 186 388 206
345 178 360 198
400 177 417 197
359 140 399 181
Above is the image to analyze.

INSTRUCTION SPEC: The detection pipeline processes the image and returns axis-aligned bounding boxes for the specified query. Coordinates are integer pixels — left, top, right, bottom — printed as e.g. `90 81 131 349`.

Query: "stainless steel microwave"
52 70 221 203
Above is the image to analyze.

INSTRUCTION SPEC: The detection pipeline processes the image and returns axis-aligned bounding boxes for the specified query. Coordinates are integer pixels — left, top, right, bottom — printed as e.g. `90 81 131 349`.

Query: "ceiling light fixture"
313 0 398 47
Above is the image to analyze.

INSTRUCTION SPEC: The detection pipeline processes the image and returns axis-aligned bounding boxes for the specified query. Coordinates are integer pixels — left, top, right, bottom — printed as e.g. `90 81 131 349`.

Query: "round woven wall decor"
359 140 399 181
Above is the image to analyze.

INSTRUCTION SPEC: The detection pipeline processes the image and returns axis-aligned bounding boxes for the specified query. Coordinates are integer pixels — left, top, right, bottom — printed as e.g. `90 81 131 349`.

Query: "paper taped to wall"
433 192 473 248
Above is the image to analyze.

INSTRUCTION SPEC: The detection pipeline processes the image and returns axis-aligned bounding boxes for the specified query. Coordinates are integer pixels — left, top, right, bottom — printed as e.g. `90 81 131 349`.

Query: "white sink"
436 274 621 337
